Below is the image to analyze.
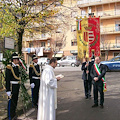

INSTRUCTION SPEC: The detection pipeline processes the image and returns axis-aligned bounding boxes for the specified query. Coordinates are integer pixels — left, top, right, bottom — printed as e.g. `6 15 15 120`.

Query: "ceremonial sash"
94 64 107 92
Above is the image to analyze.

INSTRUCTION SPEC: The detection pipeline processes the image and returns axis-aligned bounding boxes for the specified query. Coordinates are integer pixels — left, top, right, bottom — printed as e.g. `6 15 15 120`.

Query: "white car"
38 57 50 65
57 56 80 67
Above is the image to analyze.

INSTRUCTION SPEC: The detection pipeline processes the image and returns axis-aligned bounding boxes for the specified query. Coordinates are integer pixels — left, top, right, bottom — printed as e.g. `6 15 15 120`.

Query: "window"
101 52 105 61
41 42 45 47
113 57 120 61
71 11 77 18
115 5 120 15
47 40 50 47
71 25 76 32
71 39 77 46
115 21 120 31
56 42 62 47
29 42 33 47
96 7 102 17
114 52 120 57
81 10 86 18
116 36 120 47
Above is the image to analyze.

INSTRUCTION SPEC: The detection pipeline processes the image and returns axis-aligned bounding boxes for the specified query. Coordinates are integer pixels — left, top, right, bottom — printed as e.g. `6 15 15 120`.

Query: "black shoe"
100 105 104 108
92 104 98 108
88 95 91 99
85 96 88 99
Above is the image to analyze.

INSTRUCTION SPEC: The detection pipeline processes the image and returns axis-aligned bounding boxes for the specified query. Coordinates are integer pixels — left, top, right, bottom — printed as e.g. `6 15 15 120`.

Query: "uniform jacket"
5 62 20 92
29 63 40 84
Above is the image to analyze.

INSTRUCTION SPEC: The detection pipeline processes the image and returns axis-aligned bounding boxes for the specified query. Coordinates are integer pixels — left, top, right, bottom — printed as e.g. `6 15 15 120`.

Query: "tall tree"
0 0 63 54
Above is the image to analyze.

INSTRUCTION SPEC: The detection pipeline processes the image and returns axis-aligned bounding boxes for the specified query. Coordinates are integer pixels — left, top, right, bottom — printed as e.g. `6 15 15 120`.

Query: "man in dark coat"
29 54 40 108
90 56 106 108
81 57 93 99
5 53 20 120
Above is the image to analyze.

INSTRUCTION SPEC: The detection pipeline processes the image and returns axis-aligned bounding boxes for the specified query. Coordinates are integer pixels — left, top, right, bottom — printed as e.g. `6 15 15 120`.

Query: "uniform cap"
32 54 38 60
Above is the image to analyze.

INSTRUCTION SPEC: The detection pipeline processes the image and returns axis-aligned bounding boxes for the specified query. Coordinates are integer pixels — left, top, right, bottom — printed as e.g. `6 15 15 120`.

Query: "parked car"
57 56 80 67
101 56 120 71
38 57 50 65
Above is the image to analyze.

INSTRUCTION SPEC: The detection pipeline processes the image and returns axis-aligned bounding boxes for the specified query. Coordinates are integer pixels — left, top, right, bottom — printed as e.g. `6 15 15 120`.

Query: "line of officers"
5 53 42 120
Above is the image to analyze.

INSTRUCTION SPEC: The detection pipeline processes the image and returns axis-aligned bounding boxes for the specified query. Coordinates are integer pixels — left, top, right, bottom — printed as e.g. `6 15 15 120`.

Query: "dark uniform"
90 63 106 106
29 54 40 107
5 53 20 120
81 61 93 98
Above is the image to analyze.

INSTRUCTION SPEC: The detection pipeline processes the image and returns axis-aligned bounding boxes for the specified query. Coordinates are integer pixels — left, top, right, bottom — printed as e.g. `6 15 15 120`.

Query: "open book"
56 74 64 79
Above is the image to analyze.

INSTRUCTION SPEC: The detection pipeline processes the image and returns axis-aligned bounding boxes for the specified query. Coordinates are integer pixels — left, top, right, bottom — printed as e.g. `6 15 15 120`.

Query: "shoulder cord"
6 65 21 80
30 64 41 76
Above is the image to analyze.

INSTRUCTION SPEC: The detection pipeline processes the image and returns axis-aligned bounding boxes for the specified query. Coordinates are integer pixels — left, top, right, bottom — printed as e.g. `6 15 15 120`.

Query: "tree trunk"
17 29 24 55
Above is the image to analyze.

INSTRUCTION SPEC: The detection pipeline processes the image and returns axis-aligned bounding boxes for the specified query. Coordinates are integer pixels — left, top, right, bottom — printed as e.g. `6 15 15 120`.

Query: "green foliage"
0 0 61 54
19 65 31 109
2 49 15 66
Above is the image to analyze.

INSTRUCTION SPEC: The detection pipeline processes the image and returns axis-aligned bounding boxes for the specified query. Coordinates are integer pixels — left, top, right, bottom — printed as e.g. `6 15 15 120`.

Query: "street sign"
4 37 14 49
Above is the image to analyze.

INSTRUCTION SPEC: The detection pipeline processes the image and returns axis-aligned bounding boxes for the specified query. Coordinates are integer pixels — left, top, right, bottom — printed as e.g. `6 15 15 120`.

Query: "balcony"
43 47 52 53
80 10 120 19
100 43 120 50
22 47 52 53
77 0 120 8
101 26 120 35
96 10 120 19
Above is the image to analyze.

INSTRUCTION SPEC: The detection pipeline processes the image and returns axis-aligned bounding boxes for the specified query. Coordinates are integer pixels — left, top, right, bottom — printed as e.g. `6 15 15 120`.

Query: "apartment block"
77 0 120 60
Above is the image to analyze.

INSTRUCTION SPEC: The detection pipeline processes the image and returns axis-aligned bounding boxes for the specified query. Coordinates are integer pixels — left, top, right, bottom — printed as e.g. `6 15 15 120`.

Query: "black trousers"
32 80 40 106
93 82 104 105
8 84 20 120
84 80 92 97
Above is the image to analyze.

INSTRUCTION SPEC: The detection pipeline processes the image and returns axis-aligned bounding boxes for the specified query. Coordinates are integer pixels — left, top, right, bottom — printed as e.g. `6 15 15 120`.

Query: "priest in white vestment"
37 58 60 120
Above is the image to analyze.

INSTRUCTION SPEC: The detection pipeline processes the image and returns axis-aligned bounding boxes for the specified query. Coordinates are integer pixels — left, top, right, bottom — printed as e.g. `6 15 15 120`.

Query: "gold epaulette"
30 64 33 67
6 65 21 80
30 64 40 76
6 65 12 69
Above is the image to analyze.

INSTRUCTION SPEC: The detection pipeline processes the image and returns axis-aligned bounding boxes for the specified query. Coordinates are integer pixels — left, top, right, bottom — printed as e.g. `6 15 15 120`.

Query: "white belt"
32 76 40 79
10 81 19 84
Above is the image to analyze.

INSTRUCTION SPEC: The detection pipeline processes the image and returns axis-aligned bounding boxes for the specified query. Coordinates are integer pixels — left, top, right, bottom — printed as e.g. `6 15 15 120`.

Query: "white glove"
6 91 11 96
31 83 35 88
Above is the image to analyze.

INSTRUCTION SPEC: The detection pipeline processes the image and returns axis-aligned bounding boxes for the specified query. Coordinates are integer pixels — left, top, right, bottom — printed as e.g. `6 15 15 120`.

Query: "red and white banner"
88 17 100 57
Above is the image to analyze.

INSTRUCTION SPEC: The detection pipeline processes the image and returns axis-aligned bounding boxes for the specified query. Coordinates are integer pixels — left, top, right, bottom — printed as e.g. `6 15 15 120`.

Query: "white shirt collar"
12 62 17 67
98 63 101 67
33 62 37 66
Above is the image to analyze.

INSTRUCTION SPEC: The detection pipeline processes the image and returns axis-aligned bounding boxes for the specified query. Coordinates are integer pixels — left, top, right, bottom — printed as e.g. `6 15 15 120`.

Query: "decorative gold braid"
30 64 41 76
6 65 21 80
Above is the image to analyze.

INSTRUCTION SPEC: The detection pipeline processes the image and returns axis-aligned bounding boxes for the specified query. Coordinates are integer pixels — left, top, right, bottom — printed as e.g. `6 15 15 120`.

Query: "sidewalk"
0 81 32 120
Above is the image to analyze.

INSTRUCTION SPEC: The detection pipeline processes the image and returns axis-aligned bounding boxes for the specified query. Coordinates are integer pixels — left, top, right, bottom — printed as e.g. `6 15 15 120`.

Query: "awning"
52 53 63 58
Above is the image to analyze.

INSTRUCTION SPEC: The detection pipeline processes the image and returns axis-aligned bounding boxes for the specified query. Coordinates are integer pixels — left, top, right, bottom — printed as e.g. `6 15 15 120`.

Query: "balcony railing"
77 0 120 7
80 10 120 18
22 47 52 53
100 43 120 50
100 26 120 34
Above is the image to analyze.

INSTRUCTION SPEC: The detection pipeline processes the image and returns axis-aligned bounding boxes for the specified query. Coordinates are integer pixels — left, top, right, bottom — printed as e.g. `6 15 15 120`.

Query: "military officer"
29 54 40 108
5 53 20 120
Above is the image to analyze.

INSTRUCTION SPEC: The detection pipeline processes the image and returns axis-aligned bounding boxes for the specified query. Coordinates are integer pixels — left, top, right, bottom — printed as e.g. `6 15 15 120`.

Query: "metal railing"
22 47 52 53
77 0 120 6
80 10 120 18
100 43 120 50
100 26 120 34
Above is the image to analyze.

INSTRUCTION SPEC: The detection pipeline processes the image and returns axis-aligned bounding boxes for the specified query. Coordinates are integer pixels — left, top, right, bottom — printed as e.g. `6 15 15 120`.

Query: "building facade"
22 33 53 64
77 0 120 60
